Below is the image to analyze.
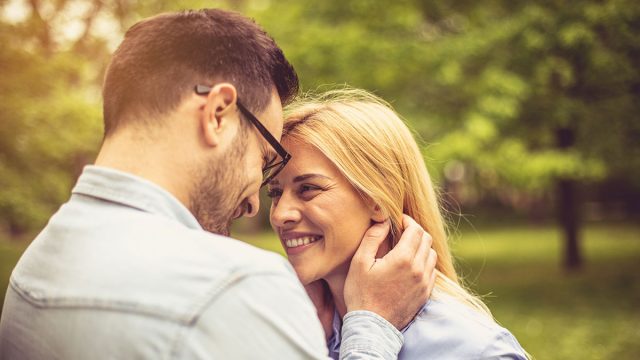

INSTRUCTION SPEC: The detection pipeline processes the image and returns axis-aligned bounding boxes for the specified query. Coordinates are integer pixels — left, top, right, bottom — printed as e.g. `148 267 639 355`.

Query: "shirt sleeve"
340 311 404 360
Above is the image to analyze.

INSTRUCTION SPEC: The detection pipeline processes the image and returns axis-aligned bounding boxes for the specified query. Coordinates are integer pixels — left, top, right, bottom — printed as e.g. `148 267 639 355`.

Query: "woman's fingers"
425 249 438 298
352 220 391 267
386 215 423 263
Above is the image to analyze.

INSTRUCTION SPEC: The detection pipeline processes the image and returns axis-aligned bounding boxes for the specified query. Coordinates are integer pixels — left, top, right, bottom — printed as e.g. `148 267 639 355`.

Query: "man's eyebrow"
293 174 331 182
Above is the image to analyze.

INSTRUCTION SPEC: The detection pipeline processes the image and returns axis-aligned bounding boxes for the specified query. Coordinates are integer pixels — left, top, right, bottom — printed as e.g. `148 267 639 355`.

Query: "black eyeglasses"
194 85 291 187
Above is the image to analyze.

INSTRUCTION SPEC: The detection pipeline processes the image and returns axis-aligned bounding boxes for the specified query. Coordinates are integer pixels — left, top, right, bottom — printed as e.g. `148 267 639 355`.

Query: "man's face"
191 91 284 236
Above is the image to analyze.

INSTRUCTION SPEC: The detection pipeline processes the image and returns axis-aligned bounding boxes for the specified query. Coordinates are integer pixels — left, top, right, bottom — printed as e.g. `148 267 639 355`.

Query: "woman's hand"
304 279 335 341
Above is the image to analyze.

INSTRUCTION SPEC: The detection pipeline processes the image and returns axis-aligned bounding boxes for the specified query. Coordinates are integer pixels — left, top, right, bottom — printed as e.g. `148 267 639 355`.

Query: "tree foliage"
0 0 638 234
0 2 104 233
252 0 640 194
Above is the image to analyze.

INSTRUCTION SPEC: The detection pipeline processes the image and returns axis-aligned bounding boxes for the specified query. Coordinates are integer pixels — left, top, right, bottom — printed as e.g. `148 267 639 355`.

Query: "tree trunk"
556 127 582 270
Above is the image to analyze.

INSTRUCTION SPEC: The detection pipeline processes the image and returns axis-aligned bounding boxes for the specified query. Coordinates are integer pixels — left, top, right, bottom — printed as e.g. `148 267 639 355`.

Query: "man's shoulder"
173 226 296 284
103 219 299 323
77 206 292 277
11 212 297 326
150 218 287 271
133 224 298 323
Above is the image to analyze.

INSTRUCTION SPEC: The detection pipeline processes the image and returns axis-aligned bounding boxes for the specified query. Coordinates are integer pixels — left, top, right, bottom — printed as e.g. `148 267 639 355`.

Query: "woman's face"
268 140 375 285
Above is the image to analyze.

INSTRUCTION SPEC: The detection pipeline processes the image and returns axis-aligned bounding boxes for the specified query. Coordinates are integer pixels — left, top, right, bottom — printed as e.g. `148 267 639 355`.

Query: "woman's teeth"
285 236 323 248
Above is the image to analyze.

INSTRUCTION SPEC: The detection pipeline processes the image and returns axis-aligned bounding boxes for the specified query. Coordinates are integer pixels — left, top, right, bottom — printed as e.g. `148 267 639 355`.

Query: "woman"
267 88 528 359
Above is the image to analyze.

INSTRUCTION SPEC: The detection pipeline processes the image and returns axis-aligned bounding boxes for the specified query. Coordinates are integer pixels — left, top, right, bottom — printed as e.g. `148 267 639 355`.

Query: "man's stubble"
190 125 250 236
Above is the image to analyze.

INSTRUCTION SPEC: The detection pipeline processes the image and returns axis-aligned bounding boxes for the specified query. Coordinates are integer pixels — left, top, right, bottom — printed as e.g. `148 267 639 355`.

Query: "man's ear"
201 83 238 147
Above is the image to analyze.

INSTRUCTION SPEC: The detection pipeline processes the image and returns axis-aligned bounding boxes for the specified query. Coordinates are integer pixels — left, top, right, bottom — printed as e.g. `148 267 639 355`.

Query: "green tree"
0 0 233 235
247 0 640 269
0 1 105 235
1 0 638 271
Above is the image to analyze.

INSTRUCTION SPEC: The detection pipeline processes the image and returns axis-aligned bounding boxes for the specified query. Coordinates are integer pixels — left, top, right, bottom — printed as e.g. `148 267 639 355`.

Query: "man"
0 9 437 359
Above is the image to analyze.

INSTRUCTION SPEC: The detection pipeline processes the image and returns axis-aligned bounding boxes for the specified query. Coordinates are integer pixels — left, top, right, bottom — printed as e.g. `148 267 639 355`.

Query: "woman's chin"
291 266 321 285
296 272 318 286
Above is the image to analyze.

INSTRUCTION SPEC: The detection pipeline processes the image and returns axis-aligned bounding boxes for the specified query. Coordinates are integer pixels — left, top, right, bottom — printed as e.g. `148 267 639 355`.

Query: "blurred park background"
0 0 639 358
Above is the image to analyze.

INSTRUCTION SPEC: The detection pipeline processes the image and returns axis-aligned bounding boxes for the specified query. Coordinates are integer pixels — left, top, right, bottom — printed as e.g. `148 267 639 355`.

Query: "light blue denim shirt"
0 166 403 359
328 291 528 359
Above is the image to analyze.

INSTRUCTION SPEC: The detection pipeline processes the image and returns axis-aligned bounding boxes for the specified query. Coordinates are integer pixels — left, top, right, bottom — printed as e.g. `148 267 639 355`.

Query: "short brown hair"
102 9 298 136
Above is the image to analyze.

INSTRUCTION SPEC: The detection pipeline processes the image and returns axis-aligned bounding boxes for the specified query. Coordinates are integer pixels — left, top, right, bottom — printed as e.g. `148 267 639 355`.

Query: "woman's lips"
284 235 322 248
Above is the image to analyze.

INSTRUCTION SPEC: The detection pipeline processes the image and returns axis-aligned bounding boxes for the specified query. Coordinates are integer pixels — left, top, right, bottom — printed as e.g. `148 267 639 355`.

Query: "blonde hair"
283 88 491 316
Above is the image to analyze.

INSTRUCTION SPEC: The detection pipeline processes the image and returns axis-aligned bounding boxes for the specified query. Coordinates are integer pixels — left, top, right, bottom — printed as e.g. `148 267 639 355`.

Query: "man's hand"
343 215 438 330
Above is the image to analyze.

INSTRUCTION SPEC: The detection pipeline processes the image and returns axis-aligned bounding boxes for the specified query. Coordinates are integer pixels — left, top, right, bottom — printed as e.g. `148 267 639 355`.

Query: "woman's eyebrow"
293 174 331 183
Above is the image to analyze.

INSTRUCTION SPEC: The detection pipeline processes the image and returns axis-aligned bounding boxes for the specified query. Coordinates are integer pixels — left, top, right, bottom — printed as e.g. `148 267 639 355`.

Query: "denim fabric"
0 166 402 360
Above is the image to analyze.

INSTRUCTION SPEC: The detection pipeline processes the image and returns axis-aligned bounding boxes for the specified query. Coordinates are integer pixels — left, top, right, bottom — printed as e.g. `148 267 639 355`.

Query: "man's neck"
94 133 193 208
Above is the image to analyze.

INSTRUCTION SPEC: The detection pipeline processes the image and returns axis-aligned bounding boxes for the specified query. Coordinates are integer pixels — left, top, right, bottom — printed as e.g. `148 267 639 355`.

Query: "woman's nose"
270 195 301 227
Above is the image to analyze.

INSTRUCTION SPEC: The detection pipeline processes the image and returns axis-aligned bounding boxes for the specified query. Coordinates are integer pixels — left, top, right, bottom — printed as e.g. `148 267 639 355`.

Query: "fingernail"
368 220 390 237
378 219 391 228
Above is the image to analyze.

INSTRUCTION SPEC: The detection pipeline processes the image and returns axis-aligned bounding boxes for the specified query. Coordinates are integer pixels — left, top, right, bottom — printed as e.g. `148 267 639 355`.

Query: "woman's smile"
280 232 324 255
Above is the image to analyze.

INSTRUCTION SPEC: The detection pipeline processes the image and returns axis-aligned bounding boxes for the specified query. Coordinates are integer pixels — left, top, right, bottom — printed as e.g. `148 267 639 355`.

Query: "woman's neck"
325 235 393 319
324 270 349 319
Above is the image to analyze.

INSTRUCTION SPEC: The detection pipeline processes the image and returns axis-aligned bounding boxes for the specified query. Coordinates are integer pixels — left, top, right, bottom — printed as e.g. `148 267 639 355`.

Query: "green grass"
239 223 640 360
448 224 640 360
2 223 639 359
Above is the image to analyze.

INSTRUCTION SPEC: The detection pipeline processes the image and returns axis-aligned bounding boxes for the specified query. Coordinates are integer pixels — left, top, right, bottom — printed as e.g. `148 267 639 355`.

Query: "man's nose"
243 192 260 218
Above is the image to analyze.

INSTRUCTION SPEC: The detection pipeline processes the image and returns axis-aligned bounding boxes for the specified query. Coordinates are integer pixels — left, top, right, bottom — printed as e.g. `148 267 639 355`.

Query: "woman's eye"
266 188 282 198
299 184 322 196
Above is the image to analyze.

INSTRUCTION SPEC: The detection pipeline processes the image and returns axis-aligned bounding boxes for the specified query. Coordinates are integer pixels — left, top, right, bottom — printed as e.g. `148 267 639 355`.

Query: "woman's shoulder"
399 292 527 359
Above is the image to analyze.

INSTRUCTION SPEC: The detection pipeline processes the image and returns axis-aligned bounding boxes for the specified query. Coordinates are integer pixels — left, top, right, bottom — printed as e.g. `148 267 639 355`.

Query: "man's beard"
190 127 249 236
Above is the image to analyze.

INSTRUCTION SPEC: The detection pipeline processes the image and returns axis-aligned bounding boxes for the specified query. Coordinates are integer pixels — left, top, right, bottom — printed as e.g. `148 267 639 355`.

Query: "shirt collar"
328 309 343 355
72 165 203 230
